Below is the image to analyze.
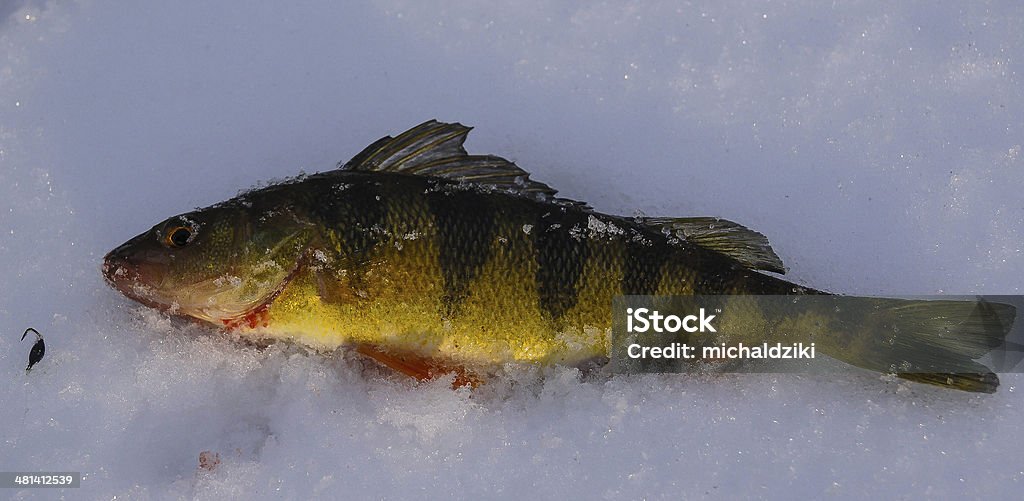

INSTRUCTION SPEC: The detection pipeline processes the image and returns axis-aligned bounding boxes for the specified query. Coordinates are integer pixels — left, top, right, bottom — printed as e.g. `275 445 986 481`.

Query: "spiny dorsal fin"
642 216 786 274
340 120 588 208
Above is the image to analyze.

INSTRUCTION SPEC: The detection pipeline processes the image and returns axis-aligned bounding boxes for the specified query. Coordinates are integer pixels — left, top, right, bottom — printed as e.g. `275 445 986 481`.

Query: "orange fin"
354 344 481 389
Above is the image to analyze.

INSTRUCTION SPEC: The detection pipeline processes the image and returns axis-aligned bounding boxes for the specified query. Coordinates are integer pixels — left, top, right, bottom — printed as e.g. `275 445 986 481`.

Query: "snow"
2 0 1023 498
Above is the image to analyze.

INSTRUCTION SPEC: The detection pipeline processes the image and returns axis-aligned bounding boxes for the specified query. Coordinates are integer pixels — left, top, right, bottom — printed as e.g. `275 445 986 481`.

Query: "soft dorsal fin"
642 216 786 274
340 120 587 207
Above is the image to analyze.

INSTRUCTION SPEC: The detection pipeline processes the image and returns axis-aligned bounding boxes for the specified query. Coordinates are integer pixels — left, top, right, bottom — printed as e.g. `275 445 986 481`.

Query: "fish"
103 120 1015 392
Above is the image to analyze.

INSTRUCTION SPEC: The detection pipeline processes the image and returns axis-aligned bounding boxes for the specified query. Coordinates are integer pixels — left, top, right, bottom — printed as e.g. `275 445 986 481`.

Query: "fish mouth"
102 248 171 311
101 252 228 322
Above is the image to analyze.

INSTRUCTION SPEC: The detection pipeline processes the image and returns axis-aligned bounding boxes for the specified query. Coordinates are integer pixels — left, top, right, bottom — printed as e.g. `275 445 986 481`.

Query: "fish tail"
820 297 1015 393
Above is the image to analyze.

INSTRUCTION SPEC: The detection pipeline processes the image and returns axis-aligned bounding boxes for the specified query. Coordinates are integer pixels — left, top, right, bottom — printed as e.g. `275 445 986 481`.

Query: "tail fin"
824 298 1015 393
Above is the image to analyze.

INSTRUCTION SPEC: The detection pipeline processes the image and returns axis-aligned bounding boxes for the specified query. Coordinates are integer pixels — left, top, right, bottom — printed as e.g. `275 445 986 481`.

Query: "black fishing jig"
21 328 45 371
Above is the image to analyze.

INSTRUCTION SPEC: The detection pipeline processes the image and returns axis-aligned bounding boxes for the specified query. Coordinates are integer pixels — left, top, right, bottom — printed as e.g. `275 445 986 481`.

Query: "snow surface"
2 0 1023 498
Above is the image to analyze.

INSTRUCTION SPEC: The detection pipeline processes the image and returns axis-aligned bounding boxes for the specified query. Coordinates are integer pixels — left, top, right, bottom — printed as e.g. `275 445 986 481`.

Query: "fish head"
103 203 310 325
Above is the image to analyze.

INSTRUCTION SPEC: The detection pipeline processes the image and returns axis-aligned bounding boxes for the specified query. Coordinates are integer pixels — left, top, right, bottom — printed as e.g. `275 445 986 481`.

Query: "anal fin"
354 344 481 389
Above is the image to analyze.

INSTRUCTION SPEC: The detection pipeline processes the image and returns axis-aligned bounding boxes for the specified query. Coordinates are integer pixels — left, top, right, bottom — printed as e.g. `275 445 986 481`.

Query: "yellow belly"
245 240 613 367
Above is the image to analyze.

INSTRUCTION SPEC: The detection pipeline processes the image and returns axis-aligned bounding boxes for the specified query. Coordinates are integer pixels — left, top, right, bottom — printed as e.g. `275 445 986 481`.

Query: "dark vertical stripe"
534 212 588 321
621 235 666 296
691 249 746 294
427 189 496 314
312 178 389 292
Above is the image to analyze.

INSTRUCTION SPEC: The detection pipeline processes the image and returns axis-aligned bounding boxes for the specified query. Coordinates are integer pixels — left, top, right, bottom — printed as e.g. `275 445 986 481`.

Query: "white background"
1 1 1022 498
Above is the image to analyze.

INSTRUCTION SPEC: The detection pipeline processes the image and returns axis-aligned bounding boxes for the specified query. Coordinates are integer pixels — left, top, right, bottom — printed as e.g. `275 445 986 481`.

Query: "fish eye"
165 226 193 248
